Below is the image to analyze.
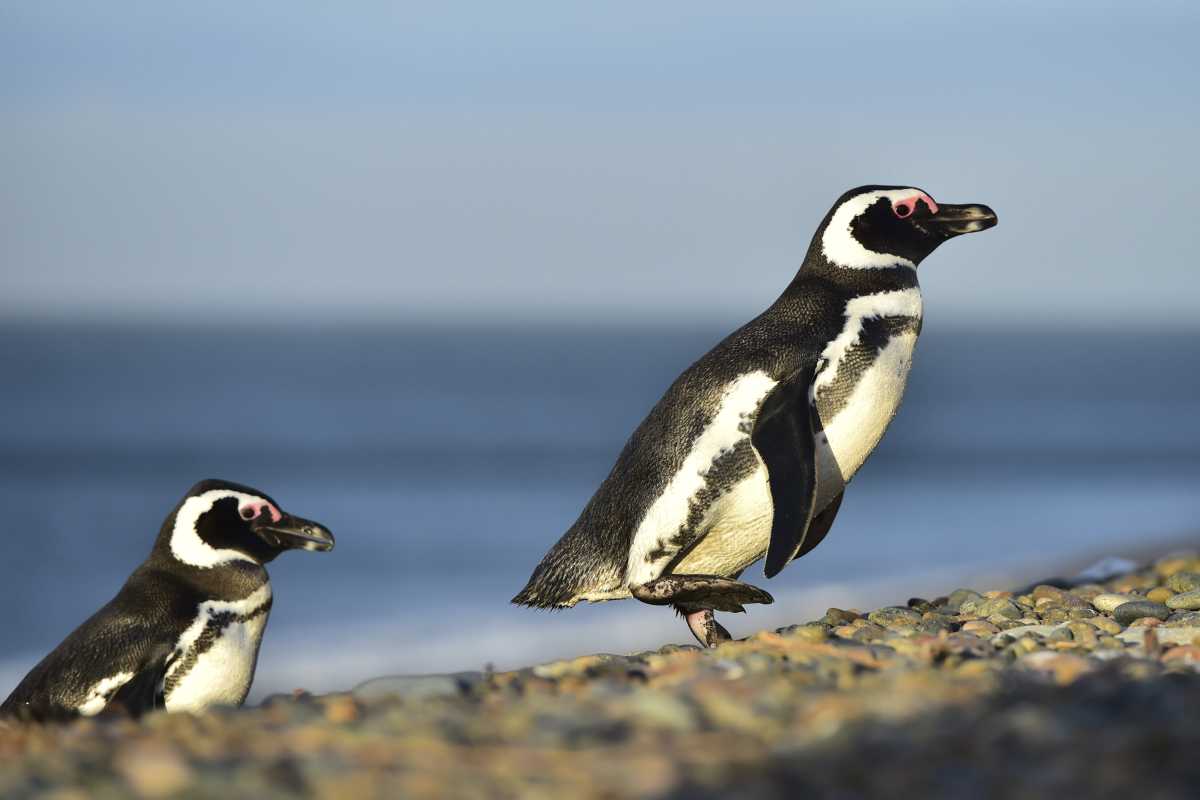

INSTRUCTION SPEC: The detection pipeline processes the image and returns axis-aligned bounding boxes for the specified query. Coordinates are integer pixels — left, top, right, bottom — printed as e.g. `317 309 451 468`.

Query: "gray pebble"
1166 590 1200 611
1167 573 1200 594
867 606 923 629
945 589 983 613
978 598 1022 620
1113 601 1171 626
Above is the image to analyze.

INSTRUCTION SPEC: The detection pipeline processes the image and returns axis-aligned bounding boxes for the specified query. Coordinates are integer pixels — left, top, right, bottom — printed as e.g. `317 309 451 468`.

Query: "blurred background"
1 1 1198 699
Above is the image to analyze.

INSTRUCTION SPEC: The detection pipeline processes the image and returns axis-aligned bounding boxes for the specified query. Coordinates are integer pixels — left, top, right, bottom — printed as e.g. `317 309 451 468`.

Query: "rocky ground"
5 553 1200 799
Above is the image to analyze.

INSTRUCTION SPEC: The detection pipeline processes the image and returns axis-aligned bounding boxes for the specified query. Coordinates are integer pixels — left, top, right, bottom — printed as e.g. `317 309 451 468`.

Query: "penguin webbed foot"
680 608 732 648
630 574 774 613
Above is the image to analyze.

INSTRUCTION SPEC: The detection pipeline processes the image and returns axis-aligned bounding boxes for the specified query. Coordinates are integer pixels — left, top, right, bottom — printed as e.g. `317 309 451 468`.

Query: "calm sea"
1 322 1197 699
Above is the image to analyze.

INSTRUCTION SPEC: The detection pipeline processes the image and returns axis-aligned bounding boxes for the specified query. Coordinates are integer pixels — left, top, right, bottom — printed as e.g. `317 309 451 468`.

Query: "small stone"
832 624 858 639
1041 608 1071 624
1167 572 1200 593
1147 587 1176 604
322 694 360 723
1156 553 1200 577
978 598 1022 620
1162 645 1200 665
1117 626 1200 647
784 623 828 643
999 624 1061 639
1090 616 1122 635
822 607 859 626
1113 601 1171 626
1166 590 1200 611
1067 622 1099 648
945 589 983 613
1092 593 1138 613
1032 584 1069 602
907 597 934 613
1165 611 1200 627
960 620 1000 636
867 606 922 630
1047 627 1073 643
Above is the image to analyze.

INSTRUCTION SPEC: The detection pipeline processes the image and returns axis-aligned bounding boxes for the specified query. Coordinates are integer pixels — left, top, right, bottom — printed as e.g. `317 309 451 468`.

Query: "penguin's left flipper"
102 643 173 719
752 363 821 579
631 574 774 613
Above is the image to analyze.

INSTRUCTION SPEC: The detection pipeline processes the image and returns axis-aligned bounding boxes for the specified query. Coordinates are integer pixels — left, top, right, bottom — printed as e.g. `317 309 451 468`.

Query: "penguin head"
817 185 997 269
160 479 335 568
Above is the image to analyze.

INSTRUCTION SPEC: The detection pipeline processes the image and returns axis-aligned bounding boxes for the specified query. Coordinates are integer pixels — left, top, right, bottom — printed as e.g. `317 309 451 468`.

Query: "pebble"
1113 601 1171 626
1091 593 1138 613
1147 587 1176 604
1166 590 1200 611
867 606 923 630
1167 572 1200 593
959 620 999 636
944 589 983 612
1117 626 1200 647
822 607 859 626
9 550 1200 799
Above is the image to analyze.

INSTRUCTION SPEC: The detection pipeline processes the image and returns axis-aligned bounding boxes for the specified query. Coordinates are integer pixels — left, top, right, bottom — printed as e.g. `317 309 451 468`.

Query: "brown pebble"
1147 587 1175 604
323 695 361 724
1162 645 1200 664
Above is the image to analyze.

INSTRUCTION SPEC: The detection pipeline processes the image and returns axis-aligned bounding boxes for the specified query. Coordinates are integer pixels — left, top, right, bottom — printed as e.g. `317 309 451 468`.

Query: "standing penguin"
514 185 997 646
1 479 334 721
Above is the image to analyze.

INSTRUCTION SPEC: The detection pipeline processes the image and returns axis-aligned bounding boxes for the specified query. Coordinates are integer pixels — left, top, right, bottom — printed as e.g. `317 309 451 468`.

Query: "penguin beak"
255 513 335 552
924 203 998 237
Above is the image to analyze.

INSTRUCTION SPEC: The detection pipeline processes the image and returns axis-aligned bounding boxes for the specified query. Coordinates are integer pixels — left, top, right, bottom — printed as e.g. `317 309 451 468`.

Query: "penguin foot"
681 609 732 648
630 574 774 613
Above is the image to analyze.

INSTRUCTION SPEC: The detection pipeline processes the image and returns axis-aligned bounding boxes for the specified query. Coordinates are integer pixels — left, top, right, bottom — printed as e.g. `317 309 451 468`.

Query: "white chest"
815 329 918 497
812 288 922 506
163 585 272 713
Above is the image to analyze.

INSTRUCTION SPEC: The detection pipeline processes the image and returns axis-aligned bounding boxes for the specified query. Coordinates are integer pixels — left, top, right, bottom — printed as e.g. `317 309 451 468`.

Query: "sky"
2 2 1198 324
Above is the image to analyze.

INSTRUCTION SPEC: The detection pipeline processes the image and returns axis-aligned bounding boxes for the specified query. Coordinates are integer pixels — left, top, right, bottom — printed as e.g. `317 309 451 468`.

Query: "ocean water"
0 322 1197 700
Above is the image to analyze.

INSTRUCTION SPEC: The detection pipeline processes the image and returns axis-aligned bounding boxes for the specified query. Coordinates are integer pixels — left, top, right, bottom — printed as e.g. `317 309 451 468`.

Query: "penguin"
0 479 334 722
513 185 997 646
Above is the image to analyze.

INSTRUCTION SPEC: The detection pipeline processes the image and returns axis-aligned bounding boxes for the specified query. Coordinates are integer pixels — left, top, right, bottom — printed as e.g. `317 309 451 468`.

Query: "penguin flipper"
752 363 821 579
104 644 172 718
792 490 843 562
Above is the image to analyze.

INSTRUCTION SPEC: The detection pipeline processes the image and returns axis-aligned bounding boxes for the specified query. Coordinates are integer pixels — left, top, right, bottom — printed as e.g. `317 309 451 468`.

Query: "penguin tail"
512 523 624 609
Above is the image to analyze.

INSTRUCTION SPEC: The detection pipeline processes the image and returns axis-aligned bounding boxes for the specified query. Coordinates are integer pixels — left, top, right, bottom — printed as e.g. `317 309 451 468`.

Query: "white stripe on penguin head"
169 489 280 568
820 188 936 270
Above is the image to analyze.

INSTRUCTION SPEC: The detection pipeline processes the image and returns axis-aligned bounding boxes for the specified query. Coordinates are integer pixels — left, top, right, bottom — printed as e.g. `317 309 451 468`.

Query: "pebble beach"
4 551 1200 799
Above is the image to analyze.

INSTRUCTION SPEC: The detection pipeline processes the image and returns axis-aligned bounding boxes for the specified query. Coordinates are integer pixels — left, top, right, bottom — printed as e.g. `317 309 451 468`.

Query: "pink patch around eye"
239 500 282 523
892 191 939 218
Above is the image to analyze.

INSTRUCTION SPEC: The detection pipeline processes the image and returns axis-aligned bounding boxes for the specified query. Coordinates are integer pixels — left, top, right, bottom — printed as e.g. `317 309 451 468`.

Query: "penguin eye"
240 507 257 521
893 202 912 219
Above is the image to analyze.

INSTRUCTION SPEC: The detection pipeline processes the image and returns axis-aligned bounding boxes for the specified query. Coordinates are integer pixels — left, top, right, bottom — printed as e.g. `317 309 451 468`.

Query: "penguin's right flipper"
631 574 774 613
752 363 821 578
792 490 843 562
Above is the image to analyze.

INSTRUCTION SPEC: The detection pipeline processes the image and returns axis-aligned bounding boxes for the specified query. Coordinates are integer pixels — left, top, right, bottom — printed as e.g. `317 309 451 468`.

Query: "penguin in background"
1 479 334 722
514 185 997 646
